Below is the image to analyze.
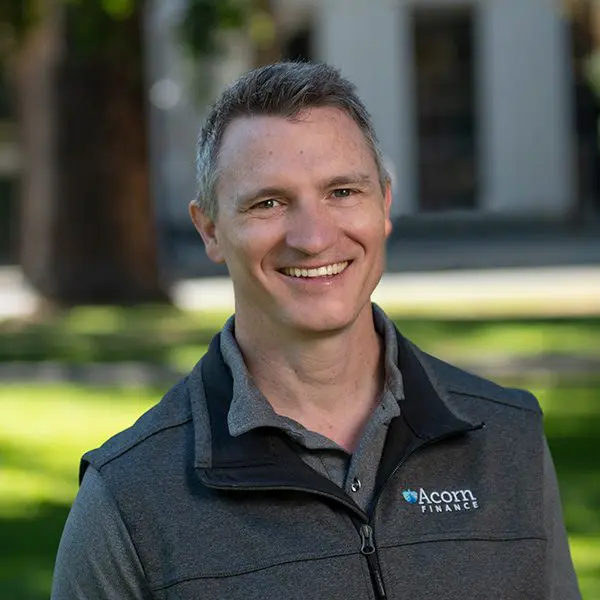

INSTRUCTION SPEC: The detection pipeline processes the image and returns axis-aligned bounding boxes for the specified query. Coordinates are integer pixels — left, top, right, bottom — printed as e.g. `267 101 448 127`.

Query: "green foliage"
62 0 143 59
0 306 226 369
0 0 38 41
1 308 600 374
584 51 600 101
177 0 247 59
101 0 136 20
0 0 143 60
0 0 40 59
65 0 136 20
0 0 250 60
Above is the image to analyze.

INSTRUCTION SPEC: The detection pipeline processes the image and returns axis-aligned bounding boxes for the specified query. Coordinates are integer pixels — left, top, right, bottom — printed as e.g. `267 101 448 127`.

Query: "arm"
543 440 582 599
51 466 152 600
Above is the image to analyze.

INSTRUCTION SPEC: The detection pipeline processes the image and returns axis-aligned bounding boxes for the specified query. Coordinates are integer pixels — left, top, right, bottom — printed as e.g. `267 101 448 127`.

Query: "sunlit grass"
1 309 599 598
1 385 160 599
1 307 599 368
571 537 600 600
167 344 209 372
394 318 600 360
1 386 157 514
2 380 599 598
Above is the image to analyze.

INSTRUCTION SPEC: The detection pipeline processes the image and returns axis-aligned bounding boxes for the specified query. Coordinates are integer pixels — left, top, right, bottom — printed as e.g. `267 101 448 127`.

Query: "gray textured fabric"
221 304 402 510
51 466 152 600
50 312 582 600
543 439 583 600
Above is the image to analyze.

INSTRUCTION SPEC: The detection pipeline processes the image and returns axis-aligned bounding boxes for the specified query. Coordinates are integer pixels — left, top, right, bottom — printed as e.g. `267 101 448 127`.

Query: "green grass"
0 306 227 369
0 385 159 599
1 307 599 372
1 309 599 598
2 380 598 598
534 383 600 598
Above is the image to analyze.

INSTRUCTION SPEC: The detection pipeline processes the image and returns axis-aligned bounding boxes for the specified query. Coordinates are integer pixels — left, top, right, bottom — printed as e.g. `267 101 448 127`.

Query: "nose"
285 198 338 256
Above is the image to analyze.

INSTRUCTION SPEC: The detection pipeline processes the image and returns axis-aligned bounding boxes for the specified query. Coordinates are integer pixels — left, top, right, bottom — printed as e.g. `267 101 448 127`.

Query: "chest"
135 431 547 600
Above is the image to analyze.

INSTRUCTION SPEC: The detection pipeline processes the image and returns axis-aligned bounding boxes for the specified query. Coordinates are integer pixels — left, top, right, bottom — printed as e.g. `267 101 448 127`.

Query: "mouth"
279 261 350 279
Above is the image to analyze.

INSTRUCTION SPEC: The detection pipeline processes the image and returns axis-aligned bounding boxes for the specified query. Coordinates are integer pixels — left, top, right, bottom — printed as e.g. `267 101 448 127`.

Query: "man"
52 62 581 599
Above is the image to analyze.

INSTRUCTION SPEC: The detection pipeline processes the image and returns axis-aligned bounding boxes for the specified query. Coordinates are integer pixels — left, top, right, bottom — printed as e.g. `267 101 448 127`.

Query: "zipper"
359 524 386 599
351 437 435 600
356 422 485 600
206 482 387 596
354 441 432 600
203 422 484 600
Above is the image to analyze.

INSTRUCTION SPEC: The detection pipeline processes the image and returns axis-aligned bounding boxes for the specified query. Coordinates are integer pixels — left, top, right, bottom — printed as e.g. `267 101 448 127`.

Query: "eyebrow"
234 186 290 208
235 172 375 208
323 172 374 189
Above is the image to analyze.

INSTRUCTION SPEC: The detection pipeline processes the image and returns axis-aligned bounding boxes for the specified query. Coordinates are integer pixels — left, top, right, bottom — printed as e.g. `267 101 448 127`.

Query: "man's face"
191 106 392 337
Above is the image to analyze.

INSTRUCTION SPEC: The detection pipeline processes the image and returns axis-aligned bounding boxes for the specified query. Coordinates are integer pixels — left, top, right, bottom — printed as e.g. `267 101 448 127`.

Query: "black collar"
196 325 481 514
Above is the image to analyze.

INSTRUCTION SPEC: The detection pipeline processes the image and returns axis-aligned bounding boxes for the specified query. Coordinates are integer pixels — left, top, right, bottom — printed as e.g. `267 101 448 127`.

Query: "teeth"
282 261 349 278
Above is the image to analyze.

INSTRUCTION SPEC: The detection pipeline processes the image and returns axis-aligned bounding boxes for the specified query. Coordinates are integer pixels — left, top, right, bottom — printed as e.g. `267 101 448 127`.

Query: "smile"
280 261 350 278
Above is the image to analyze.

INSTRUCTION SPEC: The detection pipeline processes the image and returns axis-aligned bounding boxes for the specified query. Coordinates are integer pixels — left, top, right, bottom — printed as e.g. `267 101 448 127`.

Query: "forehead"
216 107 378 194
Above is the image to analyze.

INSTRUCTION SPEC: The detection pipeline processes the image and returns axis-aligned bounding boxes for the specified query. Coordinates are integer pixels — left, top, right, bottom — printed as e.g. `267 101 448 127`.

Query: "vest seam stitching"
447 389 541 414
149 548 360 590
95 417 193 470
378 534 546 549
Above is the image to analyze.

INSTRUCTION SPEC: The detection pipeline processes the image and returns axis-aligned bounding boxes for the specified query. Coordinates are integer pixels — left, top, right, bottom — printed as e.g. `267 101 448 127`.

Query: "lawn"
1 308 599 598
1 305 599 371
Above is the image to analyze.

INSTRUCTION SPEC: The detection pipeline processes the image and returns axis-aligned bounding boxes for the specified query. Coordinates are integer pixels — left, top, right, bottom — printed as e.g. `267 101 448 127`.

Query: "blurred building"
1 0 599 271
145 0 600 275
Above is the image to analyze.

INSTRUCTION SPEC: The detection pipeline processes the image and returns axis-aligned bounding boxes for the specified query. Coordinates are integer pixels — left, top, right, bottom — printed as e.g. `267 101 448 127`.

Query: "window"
413 6 478 212
0 177 16 264
0 69 10 119
282 25 313 63
568 0 600 218
0 67 18 263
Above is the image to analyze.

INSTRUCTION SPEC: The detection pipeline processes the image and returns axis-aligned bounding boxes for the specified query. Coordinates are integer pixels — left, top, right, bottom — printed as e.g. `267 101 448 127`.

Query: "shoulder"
52 466 151 600
81 363 209 483
412 343 542 415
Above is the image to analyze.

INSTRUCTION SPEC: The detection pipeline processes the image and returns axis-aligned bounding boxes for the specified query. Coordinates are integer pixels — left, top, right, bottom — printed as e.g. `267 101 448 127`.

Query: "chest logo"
402 487 480 513
402 490 418 503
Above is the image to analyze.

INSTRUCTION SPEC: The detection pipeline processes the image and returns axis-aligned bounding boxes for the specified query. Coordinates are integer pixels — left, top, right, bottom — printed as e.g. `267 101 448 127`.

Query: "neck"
234 305 385 451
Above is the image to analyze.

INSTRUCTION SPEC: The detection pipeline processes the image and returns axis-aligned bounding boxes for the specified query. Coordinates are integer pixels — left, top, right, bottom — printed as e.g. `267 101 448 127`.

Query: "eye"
331 188 355 198
252 198 281 210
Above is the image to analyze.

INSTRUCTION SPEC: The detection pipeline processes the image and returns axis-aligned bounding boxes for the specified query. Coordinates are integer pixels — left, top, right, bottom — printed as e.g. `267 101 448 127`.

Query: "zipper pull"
360 524 376 555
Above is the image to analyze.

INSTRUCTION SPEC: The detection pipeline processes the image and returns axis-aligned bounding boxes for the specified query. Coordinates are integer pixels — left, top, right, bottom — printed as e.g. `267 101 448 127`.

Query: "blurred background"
0 0 599 598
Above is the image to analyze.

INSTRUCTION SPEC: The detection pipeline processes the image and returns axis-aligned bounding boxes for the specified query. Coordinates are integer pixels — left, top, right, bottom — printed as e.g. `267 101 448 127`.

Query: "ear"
383 181 393 239
189 201 226 264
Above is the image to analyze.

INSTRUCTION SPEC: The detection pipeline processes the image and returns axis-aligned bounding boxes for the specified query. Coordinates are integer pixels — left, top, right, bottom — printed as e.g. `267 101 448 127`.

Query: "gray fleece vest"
81 330 557 600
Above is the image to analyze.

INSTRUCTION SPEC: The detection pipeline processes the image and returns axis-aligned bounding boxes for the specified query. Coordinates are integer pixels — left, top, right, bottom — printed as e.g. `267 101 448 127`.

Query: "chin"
283 301 366 336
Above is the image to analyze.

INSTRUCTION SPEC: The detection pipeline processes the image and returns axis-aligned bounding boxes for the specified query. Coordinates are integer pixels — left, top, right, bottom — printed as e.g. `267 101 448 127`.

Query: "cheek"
346 206 388 241
221 223 281 269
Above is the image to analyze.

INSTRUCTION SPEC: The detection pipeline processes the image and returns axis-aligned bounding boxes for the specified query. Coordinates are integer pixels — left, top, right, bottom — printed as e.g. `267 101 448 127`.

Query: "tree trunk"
13 1 168 306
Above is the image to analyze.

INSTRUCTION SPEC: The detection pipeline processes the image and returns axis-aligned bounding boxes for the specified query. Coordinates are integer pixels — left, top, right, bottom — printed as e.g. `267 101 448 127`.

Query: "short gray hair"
194 62 389 219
